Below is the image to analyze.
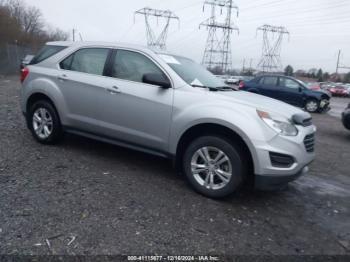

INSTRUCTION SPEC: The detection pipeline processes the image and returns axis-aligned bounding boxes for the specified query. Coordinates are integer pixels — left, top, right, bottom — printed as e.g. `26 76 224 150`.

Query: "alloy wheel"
32 108 53 139
190 146 232 190
306 101 318 112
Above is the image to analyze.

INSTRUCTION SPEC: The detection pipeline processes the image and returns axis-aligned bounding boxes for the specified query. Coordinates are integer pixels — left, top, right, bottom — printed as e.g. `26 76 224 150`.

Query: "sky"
24 0 350 73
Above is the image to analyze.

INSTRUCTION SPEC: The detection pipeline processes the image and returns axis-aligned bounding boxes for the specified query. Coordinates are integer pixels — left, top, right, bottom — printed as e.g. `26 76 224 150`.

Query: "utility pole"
200 0 239 74
72 28 76 42
257 24 289 73
134 7 179 50
336 50 350 73
242 59 246 73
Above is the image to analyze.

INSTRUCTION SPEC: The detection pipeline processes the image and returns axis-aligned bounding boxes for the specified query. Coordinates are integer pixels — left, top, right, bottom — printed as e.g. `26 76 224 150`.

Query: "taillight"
238 81 245 89
20 67 29 83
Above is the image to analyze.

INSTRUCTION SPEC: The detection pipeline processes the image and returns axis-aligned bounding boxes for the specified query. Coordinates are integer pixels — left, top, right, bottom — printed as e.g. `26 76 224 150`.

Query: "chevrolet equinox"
20 42 316 198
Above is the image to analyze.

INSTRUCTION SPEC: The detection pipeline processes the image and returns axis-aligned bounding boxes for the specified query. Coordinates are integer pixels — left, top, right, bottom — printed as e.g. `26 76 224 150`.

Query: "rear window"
30 45 67 65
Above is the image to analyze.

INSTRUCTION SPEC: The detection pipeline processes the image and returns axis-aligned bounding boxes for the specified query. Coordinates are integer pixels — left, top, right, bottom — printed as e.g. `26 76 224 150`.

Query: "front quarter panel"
169 87 277 169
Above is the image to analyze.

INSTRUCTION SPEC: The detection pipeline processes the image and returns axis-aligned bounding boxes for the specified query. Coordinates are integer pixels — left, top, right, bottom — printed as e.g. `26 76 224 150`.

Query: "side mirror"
142 73 171 89
299 85 304 92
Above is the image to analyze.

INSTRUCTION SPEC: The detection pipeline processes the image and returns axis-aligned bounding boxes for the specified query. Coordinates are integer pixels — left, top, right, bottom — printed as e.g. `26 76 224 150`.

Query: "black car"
239 75 331 113
342 103 350 130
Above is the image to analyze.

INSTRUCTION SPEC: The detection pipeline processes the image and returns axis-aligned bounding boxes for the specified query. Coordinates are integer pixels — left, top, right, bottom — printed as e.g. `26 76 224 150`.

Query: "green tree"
323 72 330 81
284 65 294 76
316 69 323 82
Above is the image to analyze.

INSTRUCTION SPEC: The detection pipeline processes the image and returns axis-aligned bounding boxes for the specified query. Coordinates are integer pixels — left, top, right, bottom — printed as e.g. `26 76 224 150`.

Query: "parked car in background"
342 103 350 130
305 82 321 91
225 76 240 85
239 75 331 113
307 82 332 97
328 86 349 97
345 84 350 93
20 41 316 198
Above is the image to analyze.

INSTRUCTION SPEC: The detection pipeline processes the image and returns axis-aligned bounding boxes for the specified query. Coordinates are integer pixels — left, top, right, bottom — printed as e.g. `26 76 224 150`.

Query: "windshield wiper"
191 84 233 91
215 86 235 91
191 84 218 91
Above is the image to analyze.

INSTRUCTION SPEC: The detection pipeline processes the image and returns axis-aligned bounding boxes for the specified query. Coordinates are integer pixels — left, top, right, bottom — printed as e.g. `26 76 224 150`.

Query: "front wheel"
305 99 319 113
183 136 245 198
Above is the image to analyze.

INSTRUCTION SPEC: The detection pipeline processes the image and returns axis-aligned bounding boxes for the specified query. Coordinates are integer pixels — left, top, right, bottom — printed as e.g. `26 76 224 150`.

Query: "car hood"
210 90 306 119
312 89 331 96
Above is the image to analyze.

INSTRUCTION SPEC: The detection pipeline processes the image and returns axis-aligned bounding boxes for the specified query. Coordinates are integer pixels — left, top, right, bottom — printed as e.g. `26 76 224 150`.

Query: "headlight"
257 110 298 136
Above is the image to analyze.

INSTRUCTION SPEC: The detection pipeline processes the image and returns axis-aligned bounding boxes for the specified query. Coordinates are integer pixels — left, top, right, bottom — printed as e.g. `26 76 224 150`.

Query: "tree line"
284 65 350 83
0 0 68 51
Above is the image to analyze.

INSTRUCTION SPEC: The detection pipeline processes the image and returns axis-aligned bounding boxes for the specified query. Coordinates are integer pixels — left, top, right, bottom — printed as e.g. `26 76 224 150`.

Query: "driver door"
97 49 174 153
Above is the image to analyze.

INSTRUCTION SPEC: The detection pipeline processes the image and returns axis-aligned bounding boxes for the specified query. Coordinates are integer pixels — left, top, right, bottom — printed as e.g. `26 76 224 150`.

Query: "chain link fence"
0 43 35 75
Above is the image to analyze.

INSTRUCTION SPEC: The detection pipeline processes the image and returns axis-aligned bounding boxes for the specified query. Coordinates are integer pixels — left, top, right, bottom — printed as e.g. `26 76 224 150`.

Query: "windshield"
159 54 225 88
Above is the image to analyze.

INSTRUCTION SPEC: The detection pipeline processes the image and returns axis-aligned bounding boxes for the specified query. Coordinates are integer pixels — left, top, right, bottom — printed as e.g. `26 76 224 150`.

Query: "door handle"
57 74 68 81
106 86 121 95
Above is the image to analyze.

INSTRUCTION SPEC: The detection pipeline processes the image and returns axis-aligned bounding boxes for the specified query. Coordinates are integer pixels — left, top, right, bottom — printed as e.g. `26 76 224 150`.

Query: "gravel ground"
0 76 350 256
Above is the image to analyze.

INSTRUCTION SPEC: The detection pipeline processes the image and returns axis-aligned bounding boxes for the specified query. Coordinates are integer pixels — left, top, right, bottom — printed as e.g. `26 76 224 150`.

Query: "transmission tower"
256 24 289 73
134 7 179 50
200 0 239 73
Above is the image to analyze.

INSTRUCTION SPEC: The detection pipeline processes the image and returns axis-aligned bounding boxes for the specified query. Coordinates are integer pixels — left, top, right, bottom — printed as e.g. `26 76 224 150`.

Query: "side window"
263 76 278 86
30 45 67 65
111 50 166 84
60 48 110 76
279 78 300 89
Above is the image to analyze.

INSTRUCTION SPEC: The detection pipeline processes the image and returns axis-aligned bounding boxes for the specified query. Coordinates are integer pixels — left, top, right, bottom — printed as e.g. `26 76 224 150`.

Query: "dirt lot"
0 76 350 256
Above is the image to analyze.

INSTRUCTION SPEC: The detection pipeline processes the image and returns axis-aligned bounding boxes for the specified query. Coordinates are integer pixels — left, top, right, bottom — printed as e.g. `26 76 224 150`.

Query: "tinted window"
263 76 278 86
111 50 165 83
60 48 109 76
279 78 300 89
30 45 66 65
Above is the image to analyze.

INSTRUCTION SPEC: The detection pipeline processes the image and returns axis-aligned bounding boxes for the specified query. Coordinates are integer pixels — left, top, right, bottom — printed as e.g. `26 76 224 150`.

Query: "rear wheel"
27 100 63 144
305 99 319 113
183 136 246 198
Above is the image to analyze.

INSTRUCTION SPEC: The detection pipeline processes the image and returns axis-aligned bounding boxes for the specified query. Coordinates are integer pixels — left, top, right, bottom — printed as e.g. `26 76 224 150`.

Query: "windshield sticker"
159 54 181 65
191 79 204 86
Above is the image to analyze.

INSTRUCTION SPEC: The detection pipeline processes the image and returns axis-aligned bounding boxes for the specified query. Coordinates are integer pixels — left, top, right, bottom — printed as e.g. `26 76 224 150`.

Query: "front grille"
304 134 315 153
269 152 295 168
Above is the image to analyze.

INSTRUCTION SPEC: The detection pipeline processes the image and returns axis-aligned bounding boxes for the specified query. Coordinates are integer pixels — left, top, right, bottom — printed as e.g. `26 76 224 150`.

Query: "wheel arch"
26 93 56 114
175 123 255 182
25 92 62 127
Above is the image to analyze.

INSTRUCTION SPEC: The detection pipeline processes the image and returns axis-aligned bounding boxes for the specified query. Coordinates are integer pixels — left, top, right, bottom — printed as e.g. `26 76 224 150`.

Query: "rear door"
56 47 112 131
278 77 304 106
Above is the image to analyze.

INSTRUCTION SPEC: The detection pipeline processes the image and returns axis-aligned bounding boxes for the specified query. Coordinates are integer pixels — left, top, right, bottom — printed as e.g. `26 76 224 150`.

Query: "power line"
200 0 239 73
336 50 350 73
257 24 289 73
134 7 180 50
242 1 349 24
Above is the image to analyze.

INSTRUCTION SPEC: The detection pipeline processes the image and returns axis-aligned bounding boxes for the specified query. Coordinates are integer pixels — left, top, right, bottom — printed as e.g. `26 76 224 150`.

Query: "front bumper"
255 165 310 191
251 124 316 190
319 99 330 112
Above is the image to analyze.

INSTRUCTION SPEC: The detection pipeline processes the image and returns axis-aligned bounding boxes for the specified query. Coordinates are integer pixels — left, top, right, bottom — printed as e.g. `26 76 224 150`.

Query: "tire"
183 136 246 198
343 111 350 130
27 100 63 144
305 99 319 113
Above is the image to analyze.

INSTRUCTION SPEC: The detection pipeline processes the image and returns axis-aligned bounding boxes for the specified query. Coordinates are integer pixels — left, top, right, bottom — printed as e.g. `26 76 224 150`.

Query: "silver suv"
20 42 316 198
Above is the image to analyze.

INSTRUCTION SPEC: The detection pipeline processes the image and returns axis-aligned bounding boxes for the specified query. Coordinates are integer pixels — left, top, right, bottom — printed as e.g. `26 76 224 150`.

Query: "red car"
306 82 321 91
328 86 349 97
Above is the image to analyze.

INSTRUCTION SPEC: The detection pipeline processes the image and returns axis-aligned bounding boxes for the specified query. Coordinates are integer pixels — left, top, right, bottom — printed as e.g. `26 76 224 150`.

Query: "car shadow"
58 133 305 204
